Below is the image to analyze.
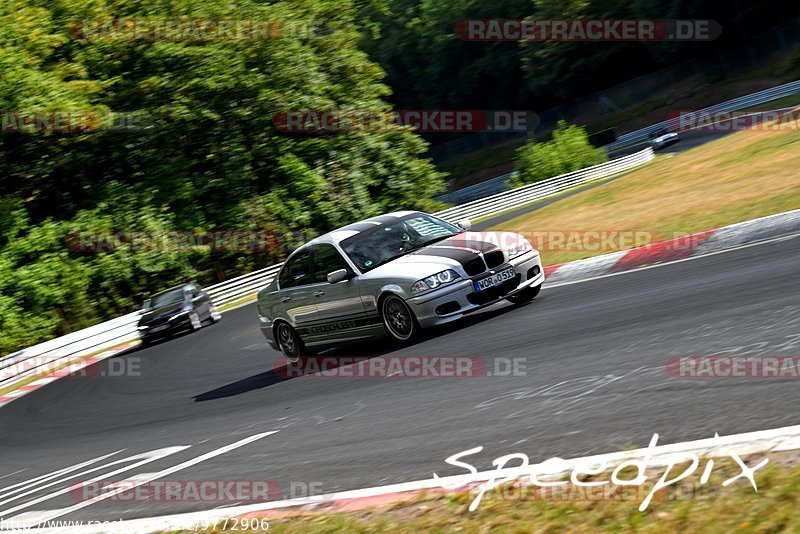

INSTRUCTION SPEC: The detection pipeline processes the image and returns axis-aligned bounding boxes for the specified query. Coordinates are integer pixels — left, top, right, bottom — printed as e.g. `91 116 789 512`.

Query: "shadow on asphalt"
192 297 536 402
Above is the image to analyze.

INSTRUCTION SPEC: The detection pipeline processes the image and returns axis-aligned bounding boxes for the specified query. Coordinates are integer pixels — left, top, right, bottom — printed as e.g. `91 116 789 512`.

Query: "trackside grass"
173 452 800 533
490 119 800 265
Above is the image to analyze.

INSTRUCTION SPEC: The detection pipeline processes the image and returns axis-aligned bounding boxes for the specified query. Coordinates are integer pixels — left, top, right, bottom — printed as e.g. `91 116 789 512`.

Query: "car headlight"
137 325 149 331
411 269 461 294
507 237 533 258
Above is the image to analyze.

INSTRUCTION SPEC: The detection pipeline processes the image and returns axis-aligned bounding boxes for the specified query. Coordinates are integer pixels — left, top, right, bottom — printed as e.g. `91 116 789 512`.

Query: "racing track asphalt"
0 231 798 524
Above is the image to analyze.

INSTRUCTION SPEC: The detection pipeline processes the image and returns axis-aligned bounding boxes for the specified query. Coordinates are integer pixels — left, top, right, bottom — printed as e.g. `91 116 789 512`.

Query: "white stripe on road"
7 432 278 528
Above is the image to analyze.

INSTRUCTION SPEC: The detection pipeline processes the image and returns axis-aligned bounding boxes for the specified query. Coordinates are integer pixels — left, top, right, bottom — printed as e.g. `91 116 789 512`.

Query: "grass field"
490 123 800 265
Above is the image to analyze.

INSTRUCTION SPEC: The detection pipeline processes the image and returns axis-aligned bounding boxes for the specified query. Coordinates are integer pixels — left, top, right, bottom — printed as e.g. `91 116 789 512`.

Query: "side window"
279 251 312 288
312 245 350 283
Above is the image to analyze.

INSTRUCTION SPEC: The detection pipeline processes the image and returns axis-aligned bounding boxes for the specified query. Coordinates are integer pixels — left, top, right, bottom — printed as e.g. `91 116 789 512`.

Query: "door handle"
313 290 325 297
281 296 292 303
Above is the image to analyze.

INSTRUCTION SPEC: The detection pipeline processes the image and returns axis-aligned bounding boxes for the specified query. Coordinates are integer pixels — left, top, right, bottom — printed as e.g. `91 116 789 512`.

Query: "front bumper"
408 251 544 328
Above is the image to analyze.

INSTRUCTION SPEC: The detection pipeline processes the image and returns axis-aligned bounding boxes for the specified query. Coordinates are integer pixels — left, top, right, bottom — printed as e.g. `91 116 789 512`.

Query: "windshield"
341 214 461 272
142 288 187 310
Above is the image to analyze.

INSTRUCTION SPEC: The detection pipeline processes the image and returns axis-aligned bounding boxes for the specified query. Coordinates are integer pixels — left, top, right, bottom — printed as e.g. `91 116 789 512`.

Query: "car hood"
139 302 186 325
361 233 528 280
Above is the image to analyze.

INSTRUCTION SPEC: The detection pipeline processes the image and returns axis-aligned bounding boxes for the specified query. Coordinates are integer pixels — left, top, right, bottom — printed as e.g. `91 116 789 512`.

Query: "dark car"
137 284 221 343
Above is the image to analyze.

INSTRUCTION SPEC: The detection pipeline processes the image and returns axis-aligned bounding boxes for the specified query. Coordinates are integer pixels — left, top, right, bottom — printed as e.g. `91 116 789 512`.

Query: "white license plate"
474 267 515 291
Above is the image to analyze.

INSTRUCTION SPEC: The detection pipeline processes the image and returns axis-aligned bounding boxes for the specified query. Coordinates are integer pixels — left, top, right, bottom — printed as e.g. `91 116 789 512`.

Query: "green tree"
0 0 446 354
512 121 607 187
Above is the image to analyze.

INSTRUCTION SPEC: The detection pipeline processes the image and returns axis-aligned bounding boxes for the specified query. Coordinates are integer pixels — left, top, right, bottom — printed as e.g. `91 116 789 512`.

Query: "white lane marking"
0 447 189 516
0 451 123 501
546 232 800 289
13 431 278 528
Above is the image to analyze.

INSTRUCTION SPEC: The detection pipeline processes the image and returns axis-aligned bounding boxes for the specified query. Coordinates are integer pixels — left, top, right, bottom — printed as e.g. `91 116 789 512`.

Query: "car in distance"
137 284 221 343
648 128 680 150
257 211 544 360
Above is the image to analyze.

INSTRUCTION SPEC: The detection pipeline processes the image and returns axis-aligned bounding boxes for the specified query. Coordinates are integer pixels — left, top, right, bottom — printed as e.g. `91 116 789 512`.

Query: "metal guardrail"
436 171 517 206
434 148 653 223
0 313 141 390
605 79 800 151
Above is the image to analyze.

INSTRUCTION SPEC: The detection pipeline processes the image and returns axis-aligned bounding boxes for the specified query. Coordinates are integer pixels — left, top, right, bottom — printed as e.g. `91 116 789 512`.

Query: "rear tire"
507 284 541 305
276 322 305 363
380 294 418 342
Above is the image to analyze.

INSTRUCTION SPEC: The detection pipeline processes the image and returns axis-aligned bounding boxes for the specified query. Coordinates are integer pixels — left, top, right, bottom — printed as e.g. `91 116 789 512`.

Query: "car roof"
299 210 421 249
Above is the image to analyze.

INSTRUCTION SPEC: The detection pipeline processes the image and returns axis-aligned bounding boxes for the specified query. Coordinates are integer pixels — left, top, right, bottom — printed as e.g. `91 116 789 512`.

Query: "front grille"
484 250 504 268
467 274 521 305
463 257 486 276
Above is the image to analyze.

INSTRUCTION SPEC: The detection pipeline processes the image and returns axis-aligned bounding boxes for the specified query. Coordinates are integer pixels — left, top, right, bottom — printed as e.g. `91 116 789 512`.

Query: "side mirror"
193 291 207 301
456 218 472 231
327 269 349 284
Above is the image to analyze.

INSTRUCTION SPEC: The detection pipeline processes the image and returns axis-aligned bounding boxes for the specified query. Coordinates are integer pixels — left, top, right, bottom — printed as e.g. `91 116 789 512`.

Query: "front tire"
189 311 203 331
507 284 541 305
381 294 418 342
276 322 305 363
209 304 222 323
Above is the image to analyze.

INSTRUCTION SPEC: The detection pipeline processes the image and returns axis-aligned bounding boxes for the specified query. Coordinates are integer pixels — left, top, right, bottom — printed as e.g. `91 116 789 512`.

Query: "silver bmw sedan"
257 211 544 360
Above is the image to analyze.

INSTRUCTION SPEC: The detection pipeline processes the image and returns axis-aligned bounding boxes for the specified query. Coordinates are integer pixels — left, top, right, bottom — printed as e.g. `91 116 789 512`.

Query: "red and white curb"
543 209 800 285
15 424 800 533
0 342 139 409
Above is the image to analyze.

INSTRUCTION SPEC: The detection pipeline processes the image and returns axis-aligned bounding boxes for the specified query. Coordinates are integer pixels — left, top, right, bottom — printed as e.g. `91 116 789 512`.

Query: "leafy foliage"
512 121 607 187
0 0 445 354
